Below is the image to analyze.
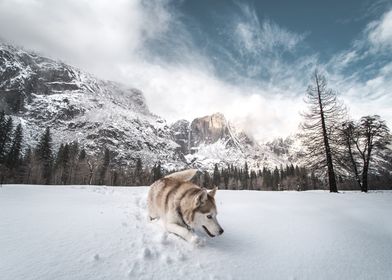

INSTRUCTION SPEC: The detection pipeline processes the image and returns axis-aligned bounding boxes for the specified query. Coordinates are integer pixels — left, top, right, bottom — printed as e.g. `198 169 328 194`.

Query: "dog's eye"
206 215 212 219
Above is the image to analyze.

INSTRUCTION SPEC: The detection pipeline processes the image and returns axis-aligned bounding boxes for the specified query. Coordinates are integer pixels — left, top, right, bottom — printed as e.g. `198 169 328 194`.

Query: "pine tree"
243 162 249 189
68 141 79 183
262 167 272 190
153 162 163 181
213 163 221 187
250 170 257 190
310 170 318 190
79 149 86 160
223 168 229 189
74 148 88 184
135 158 143 185
36 127 53 184
6 124 23 169
60 144 70 184
273 166 280 191
99 148 110 185
203 171 211 189
0 116 13 163
21 148 33 184
289 164 295 176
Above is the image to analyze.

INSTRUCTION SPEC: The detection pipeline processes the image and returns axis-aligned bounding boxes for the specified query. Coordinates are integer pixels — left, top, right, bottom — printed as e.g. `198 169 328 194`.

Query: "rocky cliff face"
170 119 191 155
170 112 298 170
190 113 230 146
0 43 183 168
171 113 239 154
1 43 299 170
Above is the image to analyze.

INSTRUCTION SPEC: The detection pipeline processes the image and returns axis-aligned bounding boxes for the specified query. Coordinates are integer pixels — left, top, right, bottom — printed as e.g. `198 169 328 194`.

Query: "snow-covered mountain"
0 43 185 168
0 43 298 170
171 113 299 170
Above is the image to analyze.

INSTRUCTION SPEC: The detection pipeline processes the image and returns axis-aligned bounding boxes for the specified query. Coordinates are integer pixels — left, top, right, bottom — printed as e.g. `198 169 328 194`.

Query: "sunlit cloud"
0 0 391 141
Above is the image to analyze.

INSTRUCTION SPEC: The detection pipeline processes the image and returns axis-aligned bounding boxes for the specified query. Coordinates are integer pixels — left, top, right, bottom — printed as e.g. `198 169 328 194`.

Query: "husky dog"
147 169 224 244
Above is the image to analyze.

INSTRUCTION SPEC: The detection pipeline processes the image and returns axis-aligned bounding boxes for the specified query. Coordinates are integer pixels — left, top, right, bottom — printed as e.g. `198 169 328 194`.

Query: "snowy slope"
1 43 302 170
1 185 392 280
172 113 300 170
0 43 183 167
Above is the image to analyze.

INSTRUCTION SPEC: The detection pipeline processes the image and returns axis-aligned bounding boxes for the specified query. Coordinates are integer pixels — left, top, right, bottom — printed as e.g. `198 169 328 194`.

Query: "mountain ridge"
0 43 298 170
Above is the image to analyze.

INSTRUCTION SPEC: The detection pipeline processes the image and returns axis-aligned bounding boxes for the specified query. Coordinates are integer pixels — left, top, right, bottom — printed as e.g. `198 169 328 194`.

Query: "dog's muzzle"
202 226 224 237
202 225 215 237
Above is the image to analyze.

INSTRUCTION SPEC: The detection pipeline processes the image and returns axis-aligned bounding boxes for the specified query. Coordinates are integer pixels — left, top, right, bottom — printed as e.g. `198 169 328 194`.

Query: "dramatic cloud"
0 0 391 140
234 3 306 54
367 9 392 50
0 0 172 80
327 8 392 128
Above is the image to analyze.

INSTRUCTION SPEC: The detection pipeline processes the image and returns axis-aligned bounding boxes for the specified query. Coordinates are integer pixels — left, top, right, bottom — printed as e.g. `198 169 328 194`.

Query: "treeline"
192 163 322 191
1 109 391 190
0 115 162 186
0 112 320 189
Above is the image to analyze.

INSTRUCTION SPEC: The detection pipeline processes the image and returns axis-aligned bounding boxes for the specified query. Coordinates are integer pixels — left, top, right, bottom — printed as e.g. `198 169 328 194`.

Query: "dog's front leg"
165 223 199 244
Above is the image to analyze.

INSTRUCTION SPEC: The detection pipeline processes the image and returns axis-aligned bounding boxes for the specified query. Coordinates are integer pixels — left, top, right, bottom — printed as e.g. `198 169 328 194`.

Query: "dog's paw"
190 235 206 247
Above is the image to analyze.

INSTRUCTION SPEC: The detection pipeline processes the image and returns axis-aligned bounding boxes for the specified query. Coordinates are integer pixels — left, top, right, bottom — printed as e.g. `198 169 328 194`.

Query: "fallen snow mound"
1 185 392 280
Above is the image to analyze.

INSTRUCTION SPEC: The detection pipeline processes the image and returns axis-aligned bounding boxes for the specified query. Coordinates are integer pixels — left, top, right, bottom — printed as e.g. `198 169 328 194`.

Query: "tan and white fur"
147 169 224 244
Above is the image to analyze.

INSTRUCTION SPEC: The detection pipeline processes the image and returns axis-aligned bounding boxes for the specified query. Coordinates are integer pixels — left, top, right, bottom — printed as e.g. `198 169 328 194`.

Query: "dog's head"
165 169 224 238
191 187 224 238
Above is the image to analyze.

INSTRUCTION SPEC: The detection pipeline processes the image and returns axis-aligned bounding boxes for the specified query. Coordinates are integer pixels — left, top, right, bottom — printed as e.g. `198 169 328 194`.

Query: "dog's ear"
208 186 218 197
194 189 208 208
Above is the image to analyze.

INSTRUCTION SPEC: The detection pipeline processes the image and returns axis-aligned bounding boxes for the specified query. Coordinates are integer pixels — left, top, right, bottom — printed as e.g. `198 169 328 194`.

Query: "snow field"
1 185 392 280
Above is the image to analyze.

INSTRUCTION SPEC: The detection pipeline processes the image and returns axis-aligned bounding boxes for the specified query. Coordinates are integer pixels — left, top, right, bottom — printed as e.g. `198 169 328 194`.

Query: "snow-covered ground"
1 185 392 280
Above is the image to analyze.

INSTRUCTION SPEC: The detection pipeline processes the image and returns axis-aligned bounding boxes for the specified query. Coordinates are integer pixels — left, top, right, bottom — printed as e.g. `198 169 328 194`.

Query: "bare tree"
340 115 391 192
338 121 362 189
300 71 345 192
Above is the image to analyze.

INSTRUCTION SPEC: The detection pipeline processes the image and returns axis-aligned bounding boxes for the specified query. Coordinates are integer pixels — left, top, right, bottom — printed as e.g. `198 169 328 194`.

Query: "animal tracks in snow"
76 186 223 279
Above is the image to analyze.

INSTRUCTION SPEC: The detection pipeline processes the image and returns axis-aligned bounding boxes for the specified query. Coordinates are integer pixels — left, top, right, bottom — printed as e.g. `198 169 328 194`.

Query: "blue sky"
0 0 391 140
145 0 392 85
171 0 383 59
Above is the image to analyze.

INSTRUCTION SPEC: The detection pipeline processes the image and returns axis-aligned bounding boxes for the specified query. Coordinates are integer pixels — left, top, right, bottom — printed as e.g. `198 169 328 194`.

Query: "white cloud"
0 0 312 141
0 0 171 80
0 0 390 141
326 8 392 130
234 3 306 54
340 60 392 126
367 9 392 50
120 62 304 141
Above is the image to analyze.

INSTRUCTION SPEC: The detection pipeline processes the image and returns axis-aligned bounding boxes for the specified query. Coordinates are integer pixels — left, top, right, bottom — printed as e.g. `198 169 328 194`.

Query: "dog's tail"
165 169 198 182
